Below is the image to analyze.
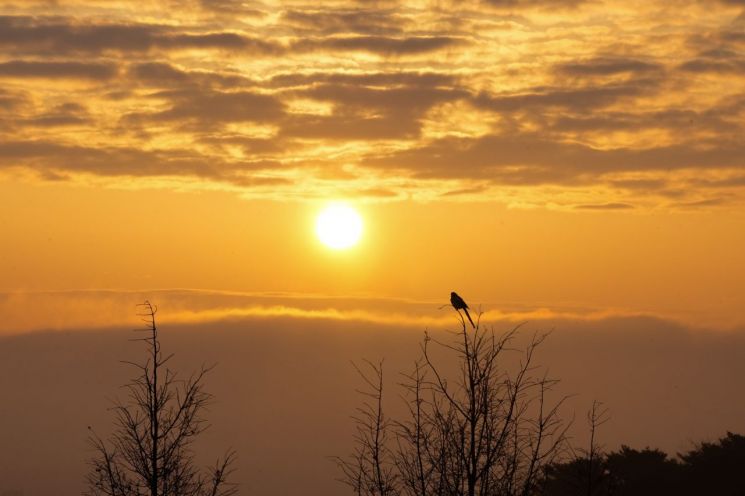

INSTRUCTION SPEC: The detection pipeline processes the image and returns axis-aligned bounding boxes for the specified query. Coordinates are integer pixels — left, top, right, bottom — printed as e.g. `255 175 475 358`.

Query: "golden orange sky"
1 0 745 331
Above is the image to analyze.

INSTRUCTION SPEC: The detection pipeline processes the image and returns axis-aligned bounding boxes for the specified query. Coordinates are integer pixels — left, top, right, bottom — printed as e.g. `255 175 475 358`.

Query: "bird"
450 291 475 328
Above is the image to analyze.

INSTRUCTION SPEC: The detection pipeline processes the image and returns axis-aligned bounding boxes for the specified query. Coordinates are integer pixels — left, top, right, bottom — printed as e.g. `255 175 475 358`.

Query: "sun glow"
315 203 363 250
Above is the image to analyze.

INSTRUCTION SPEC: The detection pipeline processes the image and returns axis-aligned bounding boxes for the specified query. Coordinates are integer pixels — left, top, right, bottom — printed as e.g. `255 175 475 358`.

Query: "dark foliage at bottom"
542 432 745 496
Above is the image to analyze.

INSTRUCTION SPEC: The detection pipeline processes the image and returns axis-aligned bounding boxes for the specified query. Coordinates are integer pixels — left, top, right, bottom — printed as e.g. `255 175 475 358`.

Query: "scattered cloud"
556 57 663 77
297 35 465 55
267 71 458 89
0 60 118 80
472 79 660 113
360 134 745 184
0 140 221 178
280 83 467 139
0 15 282 55
674 197 730 208
282 9 405 36
19 102 91 127
679 58 745 74
440 185 490 197
483 0 589 7
0 1 743 207
0 88 27 110
574 202 635 210
128 88 285 125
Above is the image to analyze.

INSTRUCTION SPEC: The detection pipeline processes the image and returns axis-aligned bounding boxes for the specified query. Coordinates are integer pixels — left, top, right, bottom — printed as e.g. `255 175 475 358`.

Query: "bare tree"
335 360 399 496
583 401 610 496
338 313 570 496
86 301 237 496
539 400 612 496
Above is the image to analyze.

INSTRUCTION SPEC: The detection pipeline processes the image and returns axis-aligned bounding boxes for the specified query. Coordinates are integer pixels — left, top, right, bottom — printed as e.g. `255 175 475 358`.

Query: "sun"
316 203 363 250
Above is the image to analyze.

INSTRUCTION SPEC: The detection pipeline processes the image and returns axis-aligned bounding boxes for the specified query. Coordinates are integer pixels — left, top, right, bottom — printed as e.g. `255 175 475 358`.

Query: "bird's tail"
463 308 475 328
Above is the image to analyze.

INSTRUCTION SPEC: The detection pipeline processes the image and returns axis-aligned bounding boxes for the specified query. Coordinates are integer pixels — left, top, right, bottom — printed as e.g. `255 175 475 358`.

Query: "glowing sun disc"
316 204 363 249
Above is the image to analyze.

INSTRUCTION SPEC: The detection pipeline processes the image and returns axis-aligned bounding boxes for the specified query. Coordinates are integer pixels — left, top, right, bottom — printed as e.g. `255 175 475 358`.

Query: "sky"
0 0 744 329
1 0 745 494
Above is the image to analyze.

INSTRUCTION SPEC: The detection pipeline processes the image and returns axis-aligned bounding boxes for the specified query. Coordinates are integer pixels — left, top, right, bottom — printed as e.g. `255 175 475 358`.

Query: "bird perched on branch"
450 291 475 328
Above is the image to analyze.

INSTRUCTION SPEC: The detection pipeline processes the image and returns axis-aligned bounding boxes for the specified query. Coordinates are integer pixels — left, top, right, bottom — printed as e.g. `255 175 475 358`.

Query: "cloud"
0 16 459 59
282 9 405 36
692 174 745 188
0 287 733 335
1 290 741 345
18 102 91 128
0 0 743 207
164 32 278 52
281 113 422 140
483 0 589 7
0 88 27 110
128 62 256 89
679 58 745 74
298 84 466 111
0 15 282 55
610 178 669 190
127 88 285 125
22 114 89 127
0 138 296 187
128 61 192 83
360 133 745 183
353 187 400 198
682 24 745 76
550 108 734 134
297 35 464 55
197 0 266 15
679 45 745 75
574 202 635 210
440 185 490 197
0 60 118 80
674 197 730 208
281 84 467 139
472 79 660 112
199 134 287 154
0 140 221 178
268 71 458 89
556 57 663 76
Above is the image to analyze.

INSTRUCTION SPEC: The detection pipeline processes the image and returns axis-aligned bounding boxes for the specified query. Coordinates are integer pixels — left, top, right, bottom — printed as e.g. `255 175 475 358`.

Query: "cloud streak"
0 288 735 335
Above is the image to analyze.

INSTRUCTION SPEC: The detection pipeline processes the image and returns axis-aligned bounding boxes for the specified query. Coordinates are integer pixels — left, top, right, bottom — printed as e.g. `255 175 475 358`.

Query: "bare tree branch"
86 301 237 496
338 314 570 496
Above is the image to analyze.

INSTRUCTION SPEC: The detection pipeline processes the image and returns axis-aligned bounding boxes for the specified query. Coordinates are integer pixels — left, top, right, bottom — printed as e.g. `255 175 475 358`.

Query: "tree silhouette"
543 445 681 496
606 446 679 496
583 401 610 496
337 314 570 496
334 360 399 496
85 301 237 496
679 432 745 495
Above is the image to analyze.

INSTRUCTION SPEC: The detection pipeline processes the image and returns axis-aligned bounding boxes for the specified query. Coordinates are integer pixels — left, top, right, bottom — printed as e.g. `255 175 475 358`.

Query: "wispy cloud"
1 288 736 334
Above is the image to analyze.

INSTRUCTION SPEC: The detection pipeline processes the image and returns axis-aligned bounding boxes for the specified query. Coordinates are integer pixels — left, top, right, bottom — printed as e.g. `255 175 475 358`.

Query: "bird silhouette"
450 291 475 328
